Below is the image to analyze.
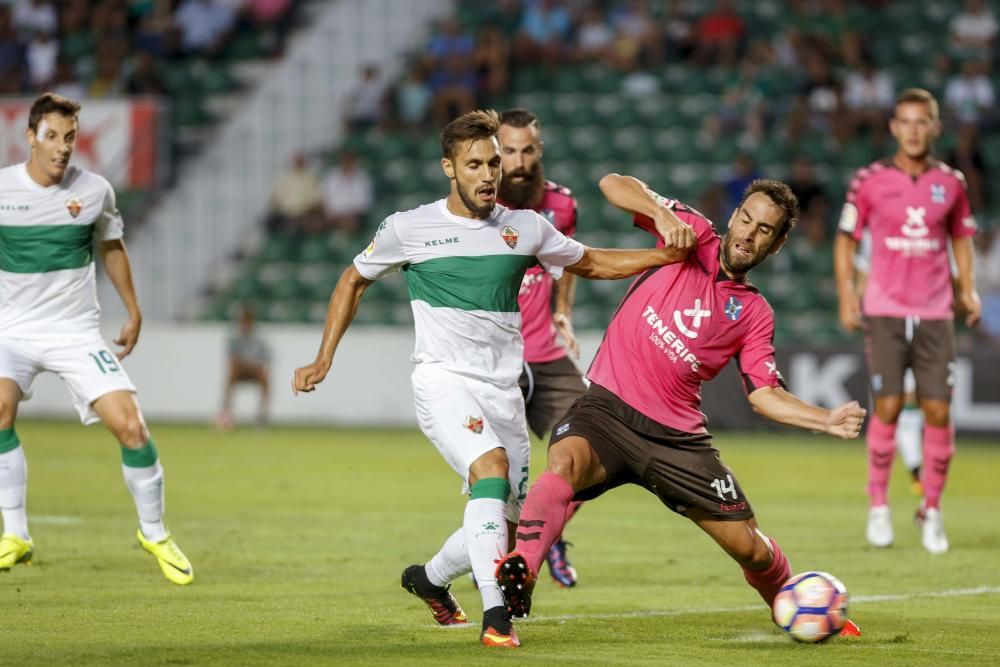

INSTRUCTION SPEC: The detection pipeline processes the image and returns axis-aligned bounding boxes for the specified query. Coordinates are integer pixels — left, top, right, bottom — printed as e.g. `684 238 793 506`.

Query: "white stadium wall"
18 324 1000 436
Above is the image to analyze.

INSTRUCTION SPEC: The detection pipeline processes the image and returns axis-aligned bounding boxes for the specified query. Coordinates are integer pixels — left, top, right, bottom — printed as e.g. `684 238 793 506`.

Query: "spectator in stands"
945 60 995 127
345 64 387 132
132 1 174 57
843 55 894 143
12 0 57 40
25 27 57 89
0 8 26 91
609 0 663 67
266 152 322 235
787 49 844 142
950 0 998 61
89 42 126 97
948 123 989 214
515 0 572 64
693 0 745 66
127 49 167 95
174 0 236 58
787 156 830 233
58 0 95 63
216 304 272 431
394 63 433 130
663 0 695 61
721 154 761 211
427 17 477 123
474 25 510 102
320 151 374 235
50 58 86 100
574 5 614 64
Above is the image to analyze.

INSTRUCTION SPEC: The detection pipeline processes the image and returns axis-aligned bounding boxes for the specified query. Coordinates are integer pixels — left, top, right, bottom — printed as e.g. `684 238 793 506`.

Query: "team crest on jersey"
66 197 83 218
362 238 375 258
501 224 519 249
931 184 946 204
724 296 744 321
463 415 484 434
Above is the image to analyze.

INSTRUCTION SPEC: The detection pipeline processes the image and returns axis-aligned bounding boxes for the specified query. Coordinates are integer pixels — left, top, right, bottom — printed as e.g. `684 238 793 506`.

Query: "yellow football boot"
137 530 193 585
0 533 33 570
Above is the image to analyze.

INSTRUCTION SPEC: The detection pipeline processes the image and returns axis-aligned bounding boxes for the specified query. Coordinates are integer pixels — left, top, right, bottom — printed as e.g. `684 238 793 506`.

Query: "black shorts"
864 316 955 401
518 356 587 438
549 384 754 521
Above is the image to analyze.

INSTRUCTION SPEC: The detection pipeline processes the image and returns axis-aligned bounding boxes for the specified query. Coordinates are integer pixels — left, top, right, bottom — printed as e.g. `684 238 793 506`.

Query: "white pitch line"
30 515 82 525
517 585 1000 625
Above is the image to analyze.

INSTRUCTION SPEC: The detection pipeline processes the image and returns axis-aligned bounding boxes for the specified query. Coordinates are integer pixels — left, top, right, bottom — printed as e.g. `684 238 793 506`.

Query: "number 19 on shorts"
88 350 122 375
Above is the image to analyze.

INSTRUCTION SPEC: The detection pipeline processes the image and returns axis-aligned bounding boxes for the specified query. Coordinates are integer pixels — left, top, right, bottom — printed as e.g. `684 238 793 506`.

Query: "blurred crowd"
0 0 296 97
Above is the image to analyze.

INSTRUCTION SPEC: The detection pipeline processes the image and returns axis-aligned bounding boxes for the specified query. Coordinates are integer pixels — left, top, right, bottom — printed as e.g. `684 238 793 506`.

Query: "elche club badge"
501 225 519 249
463 415 484 434
66 197 83 218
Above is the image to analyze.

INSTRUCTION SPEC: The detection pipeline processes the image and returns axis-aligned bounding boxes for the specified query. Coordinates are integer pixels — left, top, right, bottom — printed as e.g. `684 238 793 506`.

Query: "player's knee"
546 439 590 487
921 401 950 427
874 396 903 424
113 415 149 448
469 447 509 481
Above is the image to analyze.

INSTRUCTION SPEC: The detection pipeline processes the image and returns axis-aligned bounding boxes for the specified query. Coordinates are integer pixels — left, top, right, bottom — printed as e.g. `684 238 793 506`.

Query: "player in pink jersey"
833 88 981 554
498 108 587 588
494 174 866 640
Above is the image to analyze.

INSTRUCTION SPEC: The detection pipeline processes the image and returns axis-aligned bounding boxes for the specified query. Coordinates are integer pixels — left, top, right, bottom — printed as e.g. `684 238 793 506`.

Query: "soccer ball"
772 571 849 643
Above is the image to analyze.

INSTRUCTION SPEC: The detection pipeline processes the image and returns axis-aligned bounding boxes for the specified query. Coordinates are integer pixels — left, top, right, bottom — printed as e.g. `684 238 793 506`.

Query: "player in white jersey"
0 94 192 585
292 110 694 648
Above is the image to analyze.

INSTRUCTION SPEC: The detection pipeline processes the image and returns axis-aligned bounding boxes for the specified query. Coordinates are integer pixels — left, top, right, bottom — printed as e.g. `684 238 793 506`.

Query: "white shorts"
412 364 531 523
0 335 137 425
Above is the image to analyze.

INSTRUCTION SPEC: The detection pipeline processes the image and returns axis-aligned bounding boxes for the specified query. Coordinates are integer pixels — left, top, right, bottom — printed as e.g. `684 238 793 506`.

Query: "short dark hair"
895 87 939 120
499 108 541 130
739 179 799 237
28 93 81 133
440 109 501 159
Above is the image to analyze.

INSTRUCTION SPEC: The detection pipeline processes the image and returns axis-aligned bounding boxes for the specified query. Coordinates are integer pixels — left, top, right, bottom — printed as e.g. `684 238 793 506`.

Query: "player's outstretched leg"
401 562 469 626
866 414 897 547
496 470 575 617
0 427 33 570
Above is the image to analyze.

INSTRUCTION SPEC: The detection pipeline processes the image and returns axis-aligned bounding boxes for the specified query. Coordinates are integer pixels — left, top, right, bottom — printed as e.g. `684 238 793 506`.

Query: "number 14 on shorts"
711 474 737 500
88 349 122 374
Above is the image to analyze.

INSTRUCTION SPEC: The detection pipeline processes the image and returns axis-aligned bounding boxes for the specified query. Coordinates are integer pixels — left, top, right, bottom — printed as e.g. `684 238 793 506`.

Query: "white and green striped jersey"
354 200 585 386
0 163 124 337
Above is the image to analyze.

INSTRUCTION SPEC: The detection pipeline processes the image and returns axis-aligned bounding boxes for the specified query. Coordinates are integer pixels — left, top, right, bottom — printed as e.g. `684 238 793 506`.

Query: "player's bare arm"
566 245 688 280
598 173 696 249
951 235 981 326
833 233 862 332
552 273 579 358
748 386 866 440
292 264 373 395
98 239 142 360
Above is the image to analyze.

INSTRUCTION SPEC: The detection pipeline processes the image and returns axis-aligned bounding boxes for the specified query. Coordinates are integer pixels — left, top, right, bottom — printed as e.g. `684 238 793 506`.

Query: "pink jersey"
587 198 785 434
839 158 977 319
507 181 578 363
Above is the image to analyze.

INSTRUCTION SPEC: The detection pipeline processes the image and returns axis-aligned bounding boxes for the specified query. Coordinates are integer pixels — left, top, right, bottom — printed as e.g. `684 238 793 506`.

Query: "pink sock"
742 537 791 607
515 471 575 575
866 415 897 506
564 500 583 524
922 423 955 510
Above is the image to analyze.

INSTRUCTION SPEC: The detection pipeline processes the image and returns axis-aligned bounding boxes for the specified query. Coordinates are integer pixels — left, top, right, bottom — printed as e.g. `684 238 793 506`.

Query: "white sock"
122 461 167 542
0 445 29 540
463 497 508 611
897 408 924 473
426 527 471 587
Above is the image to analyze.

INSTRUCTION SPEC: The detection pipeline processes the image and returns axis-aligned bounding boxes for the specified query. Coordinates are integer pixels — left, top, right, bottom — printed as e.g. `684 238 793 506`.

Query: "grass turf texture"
2 421 999 666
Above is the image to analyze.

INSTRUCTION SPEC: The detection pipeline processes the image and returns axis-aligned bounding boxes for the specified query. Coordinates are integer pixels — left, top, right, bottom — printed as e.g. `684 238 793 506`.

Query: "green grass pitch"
3 421 999 665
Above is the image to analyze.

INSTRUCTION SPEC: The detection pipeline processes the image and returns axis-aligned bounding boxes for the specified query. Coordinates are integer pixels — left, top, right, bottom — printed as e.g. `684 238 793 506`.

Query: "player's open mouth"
734 243 751 258
477 186 495 200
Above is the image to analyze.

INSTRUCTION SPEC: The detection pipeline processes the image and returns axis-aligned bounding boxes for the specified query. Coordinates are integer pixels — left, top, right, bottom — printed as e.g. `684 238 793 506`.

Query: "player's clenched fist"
292 360 330 395
825 400 866 440
654 210 696 250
